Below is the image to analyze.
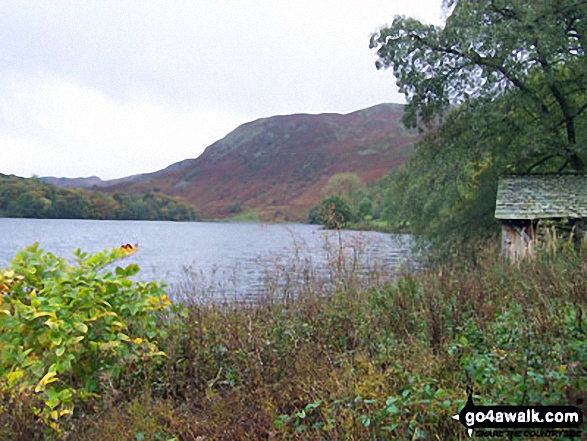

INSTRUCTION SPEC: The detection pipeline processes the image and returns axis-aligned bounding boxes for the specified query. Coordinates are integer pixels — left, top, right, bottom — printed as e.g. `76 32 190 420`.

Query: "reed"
3 236 586 440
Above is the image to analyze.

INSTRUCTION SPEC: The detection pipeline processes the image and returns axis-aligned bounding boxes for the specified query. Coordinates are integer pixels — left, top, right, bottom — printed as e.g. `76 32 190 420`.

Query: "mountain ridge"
44 103 417 221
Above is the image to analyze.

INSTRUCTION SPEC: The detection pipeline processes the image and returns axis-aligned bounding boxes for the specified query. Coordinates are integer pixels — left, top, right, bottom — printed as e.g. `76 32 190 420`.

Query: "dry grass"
4 236 587 440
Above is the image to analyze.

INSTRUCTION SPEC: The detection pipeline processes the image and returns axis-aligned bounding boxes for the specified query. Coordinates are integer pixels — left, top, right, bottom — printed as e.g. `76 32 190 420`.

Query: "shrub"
0 244 172 437
308 195 355 229
4 238 587 439
227 201 243 214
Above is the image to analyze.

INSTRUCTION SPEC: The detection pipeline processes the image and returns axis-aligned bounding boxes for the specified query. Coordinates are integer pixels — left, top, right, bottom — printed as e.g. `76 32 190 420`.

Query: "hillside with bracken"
55 103 417 221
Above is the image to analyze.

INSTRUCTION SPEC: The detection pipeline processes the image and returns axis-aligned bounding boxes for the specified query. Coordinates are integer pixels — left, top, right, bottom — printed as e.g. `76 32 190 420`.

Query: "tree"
10 190 52 218
309 195 354 229
0 175 199 221
382 103 505 255
357 197 373 220
370 0 587 171
371 0 587 257
321 172 366 215
322 172 364 197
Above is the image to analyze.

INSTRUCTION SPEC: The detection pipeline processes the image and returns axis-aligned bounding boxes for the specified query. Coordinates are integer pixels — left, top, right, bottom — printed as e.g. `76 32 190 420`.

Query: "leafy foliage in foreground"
2 240 586 439
0 244 173 438
0 174 198 221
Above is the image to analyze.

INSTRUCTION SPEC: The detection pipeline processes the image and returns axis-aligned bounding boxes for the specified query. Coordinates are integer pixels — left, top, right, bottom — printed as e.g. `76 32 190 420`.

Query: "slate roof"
495 174 587 220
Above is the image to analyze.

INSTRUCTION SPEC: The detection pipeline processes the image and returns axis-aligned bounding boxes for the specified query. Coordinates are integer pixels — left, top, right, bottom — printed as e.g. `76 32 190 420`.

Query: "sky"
0 1 444 180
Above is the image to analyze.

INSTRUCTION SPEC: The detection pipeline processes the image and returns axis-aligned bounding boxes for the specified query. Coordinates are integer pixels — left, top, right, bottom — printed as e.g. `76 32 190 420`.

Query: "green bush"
357 197 373 220
308 195 355 229
0 244 173 437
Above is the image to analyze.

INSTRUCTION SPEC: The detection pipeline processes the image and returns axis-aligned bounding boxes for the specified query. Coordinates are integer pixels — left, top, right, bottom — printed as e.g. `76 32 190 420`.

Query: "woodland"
0 174 198 222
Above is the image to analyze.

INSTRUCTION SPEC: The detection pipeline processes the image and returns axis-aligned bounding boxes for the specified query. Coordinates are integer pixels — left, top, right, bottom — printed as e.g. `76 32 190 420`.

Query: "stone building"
494 174 587 261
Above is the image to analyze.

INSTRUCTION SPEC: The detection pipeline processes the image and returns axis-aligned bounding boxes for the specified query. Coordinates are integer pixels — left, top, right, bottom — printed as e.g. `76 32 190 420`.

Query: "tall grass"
5 236 587 440
171 229 412 306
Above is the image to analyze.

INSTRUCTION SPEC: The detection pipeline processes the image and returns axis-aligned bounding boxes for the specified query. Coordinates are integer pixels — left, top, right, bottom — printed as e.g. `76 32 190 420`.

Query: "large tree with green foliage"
371 0 587 171
371 0 587 255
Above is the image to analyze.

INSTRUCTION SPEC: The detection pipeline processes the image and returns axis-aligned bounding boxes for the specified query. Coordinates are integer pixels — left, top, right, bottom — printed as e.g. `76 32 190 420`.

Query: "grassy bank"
217 211 261 223
346 219 400 234
2 240 586 439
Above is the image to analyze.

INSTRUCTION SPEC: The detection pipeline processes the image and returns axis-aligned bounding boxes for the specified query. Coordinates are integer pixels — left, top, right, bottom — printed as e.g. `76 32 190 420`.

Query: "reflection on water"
0 218 413 302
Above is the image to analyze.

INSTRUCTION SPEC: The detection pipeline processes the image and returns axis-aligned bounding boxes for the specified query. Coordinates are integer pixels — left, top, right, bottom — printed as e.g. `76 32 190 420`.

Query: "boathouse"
494 174 587 261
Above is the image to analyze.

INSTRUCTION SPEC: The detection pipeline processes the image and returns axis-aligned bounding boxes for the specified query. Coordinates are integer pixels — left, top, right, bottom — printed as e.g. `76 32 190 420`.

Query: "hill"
40 176 105 189
40 174 149 189
51 103 417 221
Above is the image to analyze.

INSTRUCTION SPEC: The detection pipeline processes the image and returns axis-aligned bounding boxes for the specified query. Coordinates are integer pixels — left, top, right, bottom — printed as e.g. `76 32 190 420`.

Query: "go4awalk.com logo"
452 388 583 438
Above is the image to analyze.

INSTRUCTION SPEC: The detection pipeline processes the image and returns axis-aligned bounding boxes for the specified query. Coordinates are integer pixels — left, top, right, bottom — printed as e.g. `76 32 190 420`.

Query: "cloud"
0 0 443 179
0 76 247 179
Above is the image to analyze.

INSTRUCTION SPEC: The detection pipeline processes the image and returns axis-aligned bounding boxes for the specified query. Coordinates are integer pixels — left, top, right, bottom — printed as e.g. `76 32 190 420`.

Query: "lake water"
0 218 413 302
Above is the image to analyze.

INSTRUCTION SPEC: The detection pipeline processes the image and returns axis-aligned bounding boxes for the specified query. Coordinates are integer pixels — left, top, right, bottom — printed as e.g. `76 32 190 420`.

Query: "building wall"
501 223 536 262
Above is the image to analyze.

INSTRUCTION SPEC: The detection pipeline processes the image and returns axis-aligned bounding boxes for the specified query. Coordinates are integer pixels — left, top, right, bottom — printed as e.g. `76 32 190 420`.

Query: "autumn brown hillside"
107 103 417 220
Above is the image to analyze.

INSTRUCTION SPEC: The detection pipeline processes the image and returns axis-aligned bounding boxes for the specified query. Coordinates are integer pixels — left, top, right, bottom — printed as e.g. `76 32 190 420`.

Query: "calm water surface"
0 219 412 302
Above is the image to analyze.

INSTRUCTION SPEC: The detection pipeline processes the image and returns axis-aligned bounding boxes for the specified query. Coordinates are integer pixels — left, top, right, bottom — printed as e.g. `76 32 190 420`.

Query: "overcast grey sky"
0 1 444 180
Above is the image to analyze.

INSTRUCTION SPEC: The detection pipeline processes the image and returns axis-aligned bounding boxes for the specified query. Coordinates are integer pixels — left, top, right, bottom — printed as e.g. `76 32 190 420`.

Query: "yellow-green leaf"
35 371 58 392
44 318 60 330
6 369 24 387
33 311 58 320
74 322 88 334
59 407 74 417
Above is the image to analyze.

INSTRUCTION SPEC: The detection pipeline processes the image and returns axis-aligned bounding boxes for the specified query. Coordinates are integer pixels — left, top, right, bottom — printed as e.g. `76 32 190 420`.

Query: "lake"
0 218 413 302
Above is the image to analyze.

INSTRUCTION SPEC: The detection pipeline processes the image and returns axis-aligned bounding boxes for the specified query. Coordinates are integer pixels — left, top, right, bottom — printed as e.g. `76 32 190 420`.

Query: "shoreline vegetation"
210 213 398 235
0 174 396 234
0 175 198 222
1 235 586 440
